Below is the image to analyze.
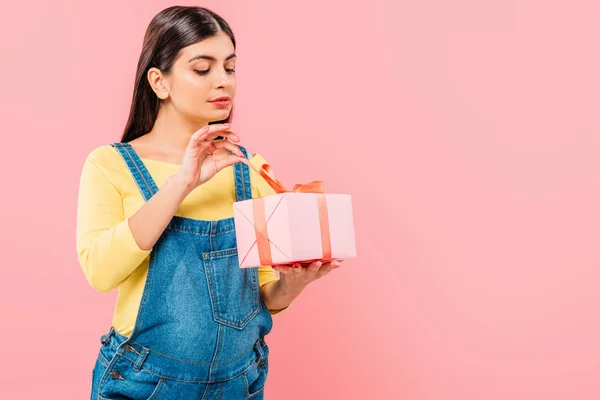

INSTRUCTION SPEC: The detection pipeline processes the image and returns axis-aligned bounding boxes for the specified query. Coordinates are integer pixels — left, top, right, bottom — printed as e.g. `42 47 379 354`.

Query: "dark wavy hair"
121 6 235 143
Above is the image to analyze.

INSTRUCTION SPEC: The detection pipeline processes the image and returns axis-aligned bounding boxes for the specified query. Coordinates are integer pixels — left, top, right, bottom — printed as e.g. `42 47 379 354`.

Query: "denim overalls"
90 142 273 399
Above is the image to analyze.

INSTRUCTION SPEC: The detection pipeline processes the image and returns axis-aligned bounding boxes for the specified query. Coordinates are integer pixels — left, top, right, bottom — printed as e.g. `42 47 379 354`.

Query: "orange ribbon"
238 158 332 266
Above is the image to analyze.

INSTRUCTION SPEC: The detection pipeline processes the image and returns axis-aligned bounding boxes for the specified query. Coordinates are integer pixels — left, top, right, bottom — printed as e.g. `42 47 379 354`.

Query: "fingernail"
316 261 322 267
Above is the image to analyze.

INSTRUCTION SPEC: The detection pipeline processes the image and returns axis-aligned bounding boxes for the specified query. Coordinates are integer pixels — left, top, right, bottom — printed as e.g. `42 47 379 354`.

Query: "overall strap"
111 142 159 201
234 146 253 201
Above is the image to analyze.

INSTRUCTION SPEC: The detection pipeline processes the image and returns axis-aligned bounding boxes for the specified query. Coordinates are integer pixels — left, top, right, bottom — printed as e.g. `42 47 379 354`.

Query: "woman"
76 6 341 399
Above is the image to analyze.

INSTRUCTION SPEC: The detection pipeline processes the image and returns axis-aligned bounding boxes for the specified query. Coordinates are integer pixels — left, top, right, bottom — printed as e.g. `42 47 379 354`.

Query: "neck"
145 103 209 153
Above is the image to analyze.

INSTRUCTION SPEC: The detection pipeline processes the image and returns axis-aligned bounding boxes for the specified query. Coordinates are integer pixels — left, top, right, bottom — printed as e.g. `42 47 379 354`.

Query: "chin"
191 111 230 123
210 109 232 119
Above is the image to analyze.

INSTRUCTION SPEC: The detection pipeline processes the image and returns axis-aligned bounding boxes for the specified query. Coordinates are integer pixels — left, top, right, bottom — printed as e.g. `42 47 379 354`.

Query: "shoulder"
247 151 268 167
79 144 129 188
83 144 122 168
245 150 270 173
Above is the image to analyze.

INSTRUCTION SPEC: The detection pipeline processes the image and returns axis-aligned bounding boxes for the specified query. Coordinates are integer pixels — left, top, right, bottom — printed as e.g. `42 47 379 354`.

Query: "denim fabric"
90 143 273 399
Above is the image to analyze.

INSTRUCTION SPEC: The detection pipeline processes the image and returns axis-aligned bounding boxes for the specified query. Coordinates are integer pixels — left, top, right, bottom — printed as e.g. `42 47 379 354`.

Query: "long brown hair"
121 6 236 143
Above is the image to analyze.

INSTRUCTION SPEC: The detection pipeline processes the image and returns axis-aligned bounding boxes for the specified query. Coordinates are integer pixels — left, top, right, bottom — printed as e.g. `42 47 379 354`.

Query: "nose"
214 66 231 88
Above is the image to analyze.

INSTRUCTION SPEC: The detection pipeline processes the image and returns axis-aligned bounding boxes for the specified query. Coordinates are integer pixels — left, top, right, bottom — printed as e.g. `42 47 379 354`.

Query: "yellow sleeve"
250 152 289 316
76 148 152 293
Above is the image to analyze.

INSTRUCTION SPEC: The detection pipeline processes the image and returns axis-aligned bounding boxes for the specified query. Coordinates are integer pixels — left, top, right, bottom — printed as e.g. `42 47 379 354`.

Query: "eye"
194 68 236 76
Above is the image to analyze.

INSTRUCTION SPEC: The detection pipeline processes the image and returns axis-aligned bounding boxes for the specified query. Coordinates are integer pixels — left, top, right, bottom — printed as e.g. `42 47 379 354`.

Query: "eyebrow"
188 53 236 63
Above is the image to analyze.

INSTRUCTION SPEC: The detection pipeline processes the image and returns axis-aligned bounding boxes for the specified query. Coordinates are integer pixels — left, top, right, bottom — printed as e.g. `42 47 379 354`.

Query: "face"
148 32 236 123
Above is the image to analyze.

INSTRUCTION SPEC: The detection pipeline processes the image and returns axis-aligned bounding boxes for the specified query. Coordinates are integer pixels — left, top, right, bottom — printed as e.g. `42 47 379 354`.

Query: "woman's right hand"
174 123 244 193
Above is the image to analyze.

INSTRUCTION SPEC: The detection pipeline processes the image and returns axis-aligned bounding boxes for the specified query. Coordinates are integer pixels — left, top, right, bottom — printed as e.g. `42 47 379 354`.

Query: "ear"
147 67 170 100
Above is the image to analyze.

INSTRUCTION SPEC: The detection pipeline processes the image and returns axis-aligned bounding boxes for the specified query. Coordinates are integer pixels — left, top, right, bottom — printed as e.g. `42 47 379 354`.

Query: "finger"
317 268 332 278
306 261 322 272
196 124 239 142
188 126 211 150
204 141 217 155
189 125 238 148
212 140 244 157
187 133 219 155
317 262 336 275
202 130 240 143
213 155 245 171
192 123 231 139
192 137 236 158
275 265 294 276
288 263 302 274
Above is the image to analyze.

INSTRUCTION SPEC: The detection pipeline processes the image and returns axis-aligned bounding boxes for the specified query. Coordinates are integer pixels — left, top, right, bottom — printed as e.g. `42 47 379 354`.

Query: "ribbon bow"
238 159 327 194
236 157 332 266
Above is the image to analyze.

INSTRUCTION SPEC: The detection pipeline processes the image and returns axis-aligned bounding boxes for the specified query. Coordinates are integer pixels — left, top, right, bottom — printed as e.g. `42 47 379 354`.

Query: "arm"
126 173 192 251
76 155 192 293
260 278 305 312
260 260 342 312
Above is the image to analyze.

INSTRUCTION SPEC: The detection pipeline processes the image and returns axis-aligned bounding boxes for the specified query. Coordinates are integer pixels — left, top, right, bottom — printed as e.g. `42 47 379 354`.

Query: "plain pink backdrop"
2 0 600 398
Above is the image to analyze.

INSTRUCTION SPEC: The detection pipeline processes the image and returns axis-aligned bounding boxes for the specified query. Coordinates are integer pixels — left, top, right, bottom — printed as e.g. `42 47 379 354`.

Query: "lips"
209 96 231 102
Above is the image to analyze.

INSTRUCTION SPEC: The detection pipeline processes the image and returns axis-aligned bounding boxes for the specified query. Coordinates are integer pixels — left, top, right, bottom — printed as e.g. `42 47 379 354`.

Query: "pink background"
2 0 600 398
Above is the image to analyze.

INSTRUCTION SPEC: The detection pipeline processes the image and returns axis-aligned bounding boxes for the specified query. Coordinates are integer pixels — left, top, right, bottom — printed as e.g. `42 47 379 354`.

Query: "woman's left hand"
273 260 342 292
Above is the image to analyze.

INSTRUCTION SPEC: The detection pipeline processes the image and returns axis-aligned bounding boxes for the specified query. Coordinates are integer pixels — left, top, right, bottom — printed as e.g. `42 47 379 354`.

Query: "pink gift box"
233 192 357 268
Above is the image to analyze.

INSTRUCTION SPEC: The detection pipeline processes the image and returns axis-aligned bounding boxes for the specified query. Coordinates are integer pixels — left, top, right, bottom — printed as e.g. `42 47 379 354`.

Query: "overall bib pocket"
203 248 261 329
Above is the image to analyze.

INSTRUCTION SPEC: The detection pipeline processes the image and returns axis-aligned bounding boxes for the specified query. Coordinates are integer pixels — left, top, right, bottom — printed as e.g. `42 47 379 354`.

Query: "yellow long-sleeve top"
76 144 284 337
